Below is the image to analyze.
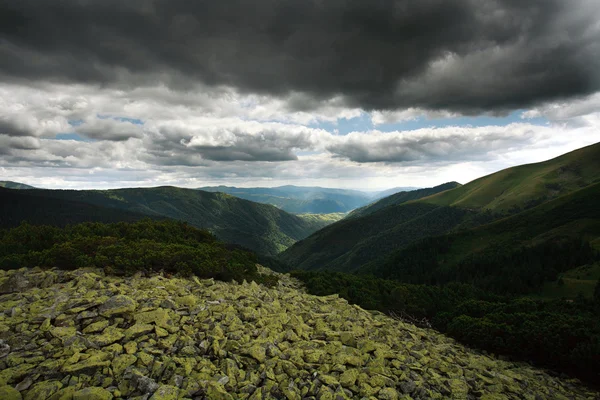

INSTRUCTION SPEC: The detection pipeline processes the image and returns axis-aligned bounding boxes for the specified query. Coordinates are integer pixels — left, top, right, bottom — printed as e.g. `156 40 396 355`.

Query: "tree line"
0 220 277 286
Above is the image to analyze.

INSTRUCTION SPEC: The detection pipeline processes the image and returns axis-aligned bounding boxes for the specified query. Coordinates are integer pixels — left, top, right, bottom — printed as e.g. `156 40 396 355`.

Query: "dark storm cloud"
0 118 30 137
0 0 599 112
326 124 542 163
145 123 324 163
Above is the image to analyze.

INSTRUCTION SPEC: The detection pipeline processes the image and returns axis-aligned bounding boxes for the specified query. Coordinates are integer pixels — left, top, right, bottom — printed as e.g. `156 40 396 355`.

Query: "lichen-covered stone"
47 386 77 400
0 385 22 400
134 309 178 333
98 295 137 317
24 380 63 400
111 353 137 376
339 368 359 387
244 344 266 363
339 331 357 348
82 319 109 334
205 381 234 400
62 351 110 374
379 387 399 400
124 323 154 340
124 341 137 354
131 372 159 395
148 384 179 400
72 387 113 400
175 295 197 307
50 326 77 339
89 326 124 346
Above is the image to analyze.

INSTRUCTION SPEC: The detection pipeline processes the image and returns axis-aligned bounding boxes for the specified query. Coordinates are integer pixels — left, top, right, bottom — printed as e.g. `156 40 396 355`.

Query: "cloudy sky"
1 0 600 190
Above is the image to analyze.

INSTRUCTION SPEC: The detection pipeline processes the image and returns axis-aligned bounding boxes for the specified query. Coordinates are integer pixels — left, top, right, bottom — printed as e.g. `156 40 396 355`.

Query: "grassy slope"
296 212 346 225
375 182 600 295
347 182 461 219
0 187 326 256
279 183 470 272
533 263 600 300
420 142 600 213
0 181 36 189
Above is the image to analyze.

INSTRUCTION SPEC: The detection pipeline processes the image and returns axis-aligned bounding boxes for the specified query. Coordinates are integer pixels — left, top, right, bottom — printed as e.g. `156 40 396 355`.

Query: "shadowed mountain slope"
0 187 329 256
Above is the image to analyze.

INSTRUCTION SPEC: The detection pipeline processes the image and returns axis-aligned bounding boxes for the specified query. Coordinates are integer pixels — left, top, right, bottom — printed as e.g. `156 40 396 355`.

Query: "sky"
1 1 600 190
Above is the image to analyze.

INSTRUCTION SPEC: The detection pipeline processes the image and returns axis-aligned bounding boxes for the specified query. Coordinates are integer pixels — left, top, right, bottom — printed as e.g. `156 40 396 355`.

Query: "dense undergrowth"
0 220 278 286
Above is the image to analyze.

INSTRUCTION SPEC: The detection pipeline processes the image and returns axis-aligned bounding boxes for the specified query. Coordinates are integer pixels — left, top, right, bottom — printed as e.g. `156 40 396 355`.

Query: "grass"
533 263 600 300
296 212 346 225
419 142 600 213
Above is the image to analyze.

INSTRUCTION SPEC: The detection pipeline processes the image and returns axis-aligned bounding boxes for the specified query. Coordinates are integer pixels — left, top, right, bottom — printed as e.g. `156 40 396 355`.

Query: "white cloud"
1 81 600 190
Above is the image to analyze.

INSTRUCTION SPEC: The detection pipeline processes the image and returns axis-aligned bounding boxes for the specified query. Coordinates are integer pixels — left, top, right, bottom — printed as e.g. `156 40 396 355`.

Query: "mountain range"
281 142 600 296
198 185 417 214
0 186 331 256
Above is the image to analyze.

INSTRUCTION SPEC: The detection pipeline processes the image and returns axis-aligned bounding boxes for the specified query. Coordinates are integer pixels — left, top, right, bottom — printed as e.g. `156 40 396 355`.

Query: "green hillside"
420 142 600 213
0 187 160 227
295 212 346 225
347 182 461 219
279 183 472 272
374 182 600 294
198 185 373 214
0 181 36 189
281 143 600 273
0 187 328 256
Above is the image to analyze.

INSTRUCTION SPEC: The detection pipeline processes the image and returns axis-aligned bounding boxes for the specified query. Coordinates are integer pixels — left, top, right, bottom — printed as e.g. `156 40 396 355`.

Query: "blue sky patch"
97 114 144 125
310 110 549 135
55 133 96 142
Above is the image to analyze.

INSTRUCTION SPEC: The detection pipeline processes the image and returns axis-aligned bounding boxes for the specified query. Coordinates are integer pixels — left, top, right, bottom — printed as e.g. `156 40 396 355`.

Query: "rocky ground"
0 267 598 400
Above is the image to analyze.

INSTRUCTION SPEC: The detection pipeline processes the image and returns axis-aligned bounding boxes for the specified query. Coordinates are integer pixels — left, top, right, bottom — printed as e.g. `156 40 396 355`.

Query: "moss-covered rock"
47 386 77 400
339 368 360 387
244 344 266 363
72 387 113 400
98 295 137 317
50 326 77 339
62 351 111 374
148 384 179 400
89 326 124 346
0 385 22 400
24 380 63 400
124 323 154 340
82 319 109 334
134 309 178 333
111 354 137 376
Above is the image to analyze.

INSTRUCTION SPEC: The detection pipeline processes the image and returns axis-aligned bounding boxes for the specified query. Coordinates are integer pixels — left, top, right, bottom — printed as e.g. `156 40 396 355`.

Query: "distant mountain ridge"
371 186 420 199
0 186 331 256
279 182 462 272
197 185 417 214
